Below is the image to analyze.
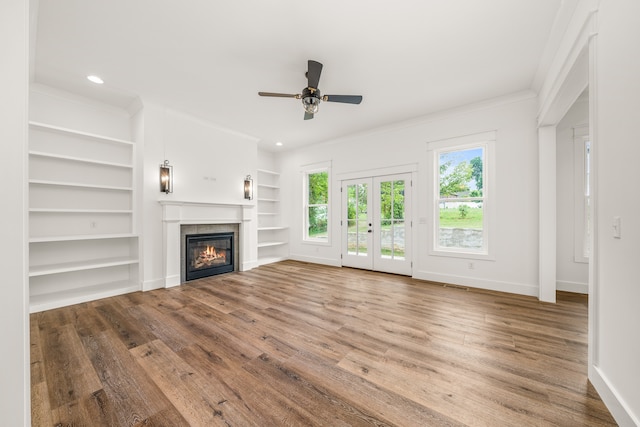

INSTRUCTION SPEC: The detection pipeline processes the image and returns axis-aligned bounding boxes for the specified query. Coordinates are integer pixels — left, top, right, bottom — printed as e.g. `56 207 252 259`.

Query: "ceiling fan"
258 60 363 120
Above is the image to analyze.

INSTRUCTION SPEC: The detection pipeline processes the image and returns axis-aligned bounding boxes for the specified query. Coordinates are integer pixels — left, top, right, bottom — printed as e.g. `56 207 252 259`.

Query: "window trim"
302 162 331 245
427 131 495 260
573 128 590 263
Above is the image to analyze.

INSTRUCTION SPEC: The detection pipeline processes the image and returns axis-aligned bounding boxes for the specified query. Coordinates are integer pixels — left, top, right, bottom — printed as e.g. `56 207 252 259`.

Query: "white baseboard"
557 280 588 294
289 253 342 268
413 270 538 297
241 260 259 271
590 365 639 427
164 274 181 288
142 278 165 292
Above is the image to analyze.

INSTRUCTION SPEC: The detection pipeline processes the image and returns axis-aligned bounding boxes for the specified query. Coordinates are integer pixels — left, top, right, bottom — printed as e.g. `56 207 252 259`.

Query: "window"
573 128 590 263
304 167 329 242
583 139 591 258
428 131 494 257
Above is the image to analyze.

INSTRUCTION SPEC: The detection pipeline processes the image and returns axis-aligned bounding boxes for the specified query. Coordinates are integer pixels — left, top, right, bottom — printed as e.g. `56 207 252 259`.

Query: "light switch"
613 216 621 239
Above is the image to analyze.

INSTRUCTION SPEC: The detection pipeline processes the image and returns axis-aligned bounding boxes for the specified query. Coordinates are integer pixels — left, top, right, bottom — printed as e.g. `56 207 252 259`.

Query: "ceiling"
32 0 563 151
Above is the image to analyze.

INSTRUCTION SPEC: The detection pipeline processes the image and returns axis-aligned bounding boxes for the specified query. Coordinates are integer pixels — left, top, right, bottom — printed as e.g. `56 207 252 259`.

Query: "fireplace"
185 232 234 281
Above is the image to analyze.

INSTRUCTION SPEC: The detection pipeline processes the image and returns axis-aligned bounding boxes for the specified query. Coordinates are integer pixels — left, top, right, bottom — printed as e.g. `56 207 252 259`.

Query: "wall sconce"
160 160 173 194
244 175 253 200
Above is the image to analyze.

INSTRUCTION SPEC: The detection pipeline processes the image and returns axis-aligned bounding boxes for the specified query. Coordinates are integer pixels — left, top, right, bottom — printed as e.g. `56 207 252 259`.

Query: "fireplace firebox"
185 232 234 281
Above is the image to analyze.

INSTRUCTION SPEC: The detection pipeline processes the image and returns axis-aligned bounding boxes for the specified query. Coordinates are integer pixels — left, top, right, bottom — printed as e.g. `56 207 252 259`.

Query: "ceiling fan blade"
304 111 314 120
307 60 323 89
324 95 363 104
258 92 298 98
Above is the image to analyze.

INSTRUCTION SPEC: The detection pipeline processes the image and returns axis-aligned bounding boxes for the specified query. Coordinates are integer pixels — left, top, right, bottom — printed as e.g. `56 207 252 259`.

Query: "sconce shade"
244 175 253 200
160 160 173 194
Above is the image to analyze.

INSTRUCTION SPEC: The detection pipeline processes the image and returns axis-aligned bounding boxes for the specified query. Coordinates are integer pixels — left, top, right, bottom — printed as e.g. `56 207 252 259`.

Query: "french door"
341 173 412 275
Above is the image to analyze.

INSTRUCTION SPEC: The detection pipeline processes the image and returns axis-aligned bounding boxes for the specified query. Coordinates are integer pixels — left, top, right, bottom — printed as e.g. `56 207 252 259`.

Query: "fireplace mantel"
160 200 255 287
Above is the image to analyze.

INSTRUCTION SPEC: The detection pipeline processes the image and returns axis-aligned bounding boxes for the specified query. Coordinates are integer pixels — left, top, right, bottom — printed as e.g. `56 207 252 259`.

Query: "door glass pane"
379 179 406 260
393 220 405 259
393 180 405 219
380 219 392 258
380 181 392 219
347 183 368 255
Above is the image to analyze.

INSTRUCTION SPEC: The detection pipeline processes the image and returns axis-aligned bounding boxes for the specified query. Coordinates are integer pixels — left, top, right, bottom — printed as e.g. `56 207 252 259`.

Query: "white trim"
538 125 557 303
289 253 342 267
302 162 331 244
573 134 590 263
427 132 496 260
589 366 639 427
556 280 588 294
413 270 538 297
335 163 418 181
142 278 165 292
537 1 599 123
426 130 496 150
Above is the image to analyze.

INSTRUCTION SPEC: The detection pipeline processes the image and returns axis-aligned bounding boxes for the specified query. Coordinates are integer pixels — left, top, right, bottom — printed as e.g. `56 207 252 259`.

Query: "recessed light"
87 75 104 84
275 142 283 146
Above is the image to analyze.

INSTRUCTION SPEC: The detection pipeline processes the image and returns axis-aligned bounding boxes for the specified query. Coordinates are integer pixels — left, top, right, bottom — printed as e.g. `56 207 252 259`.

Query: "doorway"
341 173 412 275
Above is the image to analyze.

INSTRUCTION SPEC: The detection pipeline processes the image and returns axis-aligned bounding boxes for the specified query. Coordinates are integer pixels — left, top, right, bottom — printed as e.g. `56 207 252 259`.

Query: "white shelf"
29 179 133 192
29 280 140 313
257 168 287 264
29 119 139 312
257 168 279 176
29 233 138 243
29 150 133 169
29 257 139 277
29 121 134 146
258 241 287 248
258 183 280 189
30 208 133 214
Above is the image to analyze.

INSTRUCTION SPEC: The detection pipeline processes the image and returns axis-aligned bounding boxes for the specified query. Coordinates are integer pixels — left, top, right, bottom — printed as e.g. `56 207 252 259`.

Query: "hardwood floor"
31 260 617 426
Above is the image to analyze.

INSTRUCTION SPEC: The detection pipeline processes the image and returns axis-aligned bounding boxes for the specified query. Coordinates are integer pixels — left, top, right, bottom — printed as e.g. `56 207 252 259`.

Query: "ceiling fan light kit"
259 60 363 120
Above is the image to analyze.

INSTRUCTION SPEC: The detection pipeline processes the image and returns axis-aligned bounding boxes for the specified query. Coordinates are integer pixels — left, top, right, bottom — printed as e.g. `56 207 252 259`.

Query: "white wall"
0 0 29 424
139 103 259 289
556 94 588 293
30 84 132 140
257 147 279 172
591 1 640 424
278 93 541 296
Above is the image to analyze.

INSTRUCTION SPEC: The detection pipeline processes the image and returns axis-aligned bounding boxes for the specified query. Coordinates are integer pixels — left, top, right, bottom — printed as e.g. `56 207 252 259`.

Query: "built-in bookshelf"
256 169 288 265
28 121 139 312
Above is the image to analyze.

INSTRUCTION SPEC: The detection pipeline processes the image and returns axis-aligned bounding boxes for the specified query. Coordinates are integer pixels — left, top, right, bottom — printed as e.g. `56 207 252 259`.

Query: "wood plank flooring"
30 260 617 426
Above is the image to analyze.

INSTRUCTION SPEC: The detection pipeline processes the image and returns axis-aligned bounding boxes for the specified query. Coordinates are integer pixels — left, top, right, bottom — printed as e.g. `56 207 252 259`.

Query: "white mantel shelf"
159 200 256 288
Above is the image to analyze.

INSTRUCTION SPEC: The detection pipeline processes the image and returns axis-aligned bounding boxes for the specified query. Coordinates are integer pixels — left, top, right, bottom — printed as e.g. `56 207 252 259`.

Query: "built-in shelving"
256 169 288 266
30 208 133 214
29 257 140 277
28 121 139 313
29 179 133 191
29 150 133 169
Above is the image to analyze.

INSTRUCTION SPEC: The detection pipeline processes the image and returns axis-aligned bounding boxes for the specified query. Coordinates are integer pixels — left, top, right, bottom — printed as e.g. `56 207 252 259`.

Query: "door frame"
336 164 418 276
